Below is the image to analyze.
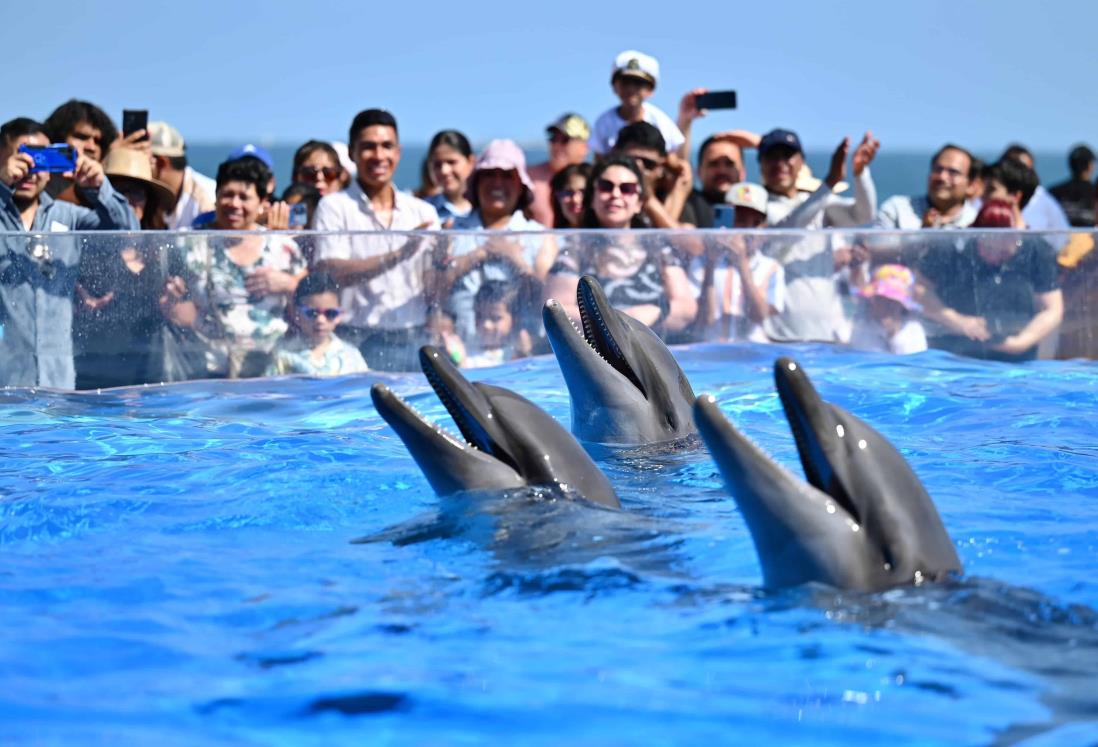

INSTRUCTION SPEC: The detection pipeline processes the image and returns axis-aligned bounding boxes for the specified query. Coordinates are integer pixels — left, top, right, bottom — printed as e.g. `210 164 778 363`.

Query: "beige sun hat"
795 164 848 195
103 147 176 207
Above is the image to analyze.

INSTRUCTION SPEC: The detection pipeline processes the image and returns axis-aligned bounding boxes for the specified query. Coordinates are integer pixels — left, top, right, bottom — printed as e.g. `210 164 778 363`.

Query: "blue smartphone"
19 144 78 173
713 204 735 228
288 202 309 229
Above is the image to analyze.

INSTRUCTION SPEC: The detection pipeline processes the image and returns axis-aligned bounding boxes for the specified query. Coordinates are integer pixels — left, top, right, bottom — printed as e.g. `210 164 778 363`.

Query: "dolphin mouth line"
375 385 470 452
421 363 494 456
576 283 646 396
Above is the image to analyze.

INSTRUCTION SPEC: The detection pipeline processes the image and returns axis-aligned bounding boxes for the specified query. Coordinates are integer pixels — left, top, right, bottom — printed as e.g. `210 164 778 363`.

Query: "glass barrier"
0 228 1094 390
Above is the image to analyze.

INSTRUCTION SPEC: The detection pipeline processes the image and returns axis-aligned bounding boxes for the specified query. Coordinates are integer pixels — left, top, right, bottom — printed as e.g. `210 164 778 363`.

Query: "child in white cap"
589 50 685 157
849 264 928 354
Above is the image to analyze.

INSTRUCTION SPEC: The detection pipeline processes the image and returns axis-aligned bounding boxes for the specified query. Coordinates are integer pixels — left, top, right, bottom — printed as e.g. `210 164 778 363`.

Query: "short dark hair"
1001 143 1033 164
613 122 666 156
582 156 648 229
427 129 473 159
1068 144 1095 178
696 135 720 168
930 143 974 170
216 157 273 200
282 182 321 208
349 109 398 145
0 117 47 147
474 279 519 312
549 162 592 228
293 271 340 304
43 100 117 152
292 140 343 176
968 156 985 183
986 157 1039 209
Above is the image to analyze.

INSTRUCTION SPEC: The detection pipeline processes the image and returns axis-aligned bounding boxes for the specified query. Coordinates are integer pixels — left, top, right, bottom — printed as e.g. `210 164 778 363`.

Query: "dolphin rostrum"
543 275 696 445
370 346 620 509
694 357 962 592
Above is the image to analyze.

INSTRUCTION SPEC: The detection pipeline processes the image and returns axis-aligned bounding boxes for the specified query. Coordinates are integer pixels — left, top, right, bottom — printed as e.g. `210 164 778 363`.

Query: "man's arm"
823 132 880 227
315 234 429 287
991 289 1063 355
69 155 138 230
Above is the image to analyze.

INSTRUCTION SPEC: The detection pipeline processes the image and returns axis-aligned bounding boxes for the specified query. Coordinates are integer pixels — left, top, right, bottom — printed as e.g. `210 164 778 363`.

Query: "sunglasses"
297 166 342 181
596 178 640 196
554 188 584 201
297 306 341 321
548 132 572 145
632 156 660 171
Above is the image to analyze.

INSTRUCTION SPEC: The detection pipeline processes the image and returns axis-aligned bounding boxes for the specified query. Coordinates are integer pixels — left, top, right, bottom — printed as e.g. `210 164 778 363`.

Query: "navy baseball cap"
758 129 803 157
228 143 274 170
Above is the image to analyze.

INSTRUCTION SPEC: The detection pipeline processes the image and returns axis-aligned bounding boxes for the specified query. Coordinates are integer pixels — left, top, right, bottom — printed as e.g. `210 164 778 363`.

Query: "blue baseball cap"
228 143 274 170
758 129 803 157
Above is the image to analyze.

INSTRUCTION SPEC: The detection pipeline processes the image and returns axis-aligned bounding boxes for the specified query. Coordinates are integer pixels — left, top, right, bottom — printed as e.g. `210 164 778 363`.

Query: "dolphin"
543 274 696 445
370 346 620 509
693 356 962 592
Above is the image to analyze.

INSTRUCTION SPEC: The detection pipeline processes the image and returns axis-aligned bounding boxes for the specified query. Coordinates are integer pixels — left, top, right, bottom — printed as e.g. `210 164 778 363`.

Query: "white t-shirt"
690 252 786 343
314 181 440 329
164 166 216 231
589 103 685 156
875 194 976 230
849 315 927 355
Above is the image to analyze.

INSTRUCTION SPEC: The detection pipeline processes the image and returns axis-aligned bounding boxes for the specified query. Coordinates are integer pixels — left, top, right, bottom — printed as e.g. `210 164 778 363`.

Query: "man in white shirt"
148 121 216 230
876 144 978 230
754 128 880 343
314 109 440 371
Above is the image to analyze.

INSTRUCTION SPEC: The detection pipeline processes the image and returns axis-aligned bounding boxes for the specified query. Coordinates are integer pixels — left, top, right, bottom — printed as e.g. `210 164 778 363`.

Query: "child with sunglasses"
265 272 368 376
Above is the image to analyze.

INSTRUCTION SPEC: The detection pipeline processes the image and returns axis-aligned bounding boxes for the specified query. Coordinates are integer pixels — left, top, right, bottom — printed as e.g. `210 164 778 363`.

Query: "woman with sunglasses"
291 140 348 197
266 271 368 375
543 156 697 336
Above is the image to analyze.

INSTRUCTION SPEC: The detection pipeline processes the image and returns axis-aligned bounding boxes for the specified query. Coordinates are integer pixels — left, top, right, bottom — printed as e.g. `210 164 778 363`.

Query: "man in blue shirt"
0 117 138 389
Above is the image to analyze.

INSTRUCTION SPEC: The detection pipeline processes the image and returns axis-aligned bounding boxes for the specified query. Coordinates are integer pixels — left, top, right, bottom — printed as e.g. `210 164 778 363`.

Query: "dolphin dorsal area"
543 275 696 446
694 357 962 593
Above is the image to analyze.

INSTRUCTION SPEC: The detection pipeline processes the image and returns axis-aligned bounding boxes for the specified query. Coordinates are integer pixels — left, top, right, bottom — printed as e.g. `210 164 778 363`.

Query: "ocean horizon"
185 143 1078 206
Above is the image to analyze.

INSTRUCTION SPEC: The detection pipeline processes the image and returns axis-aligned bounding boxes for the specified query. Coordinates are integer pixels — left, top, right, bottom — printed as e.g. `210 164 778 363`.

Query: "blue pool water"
1 343 1096 745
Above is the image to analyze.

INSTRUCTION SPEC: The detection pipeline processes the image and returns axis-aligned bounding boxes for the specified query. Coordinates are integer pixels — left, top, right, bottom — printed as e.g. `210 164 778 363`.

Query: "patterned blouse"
265 334 369 376
178 232 305 353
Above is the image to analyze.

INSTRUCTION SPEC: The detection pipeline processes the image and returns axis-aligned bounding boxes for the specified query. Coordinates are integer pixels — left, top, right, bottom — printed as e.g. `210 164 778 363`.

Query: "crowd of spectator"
2 49 1096 388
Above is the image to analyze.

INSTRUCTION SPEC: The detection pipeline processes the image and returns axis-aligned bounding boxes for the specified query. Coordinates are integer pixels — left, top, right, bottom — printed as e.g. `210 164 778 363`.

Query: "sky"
4 0 1096 153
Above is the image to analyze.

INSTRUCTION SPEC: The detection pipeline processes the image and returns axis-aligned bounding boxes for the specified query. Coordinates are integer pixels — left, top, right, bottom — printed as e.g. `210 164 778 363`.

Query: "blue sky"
4 0 1096 151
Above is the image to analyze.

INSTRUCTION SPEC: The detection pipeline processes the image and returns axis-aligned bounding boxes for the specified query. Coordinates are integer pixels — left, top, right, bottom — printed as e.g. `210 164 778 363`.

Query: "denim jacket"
0 179 137 388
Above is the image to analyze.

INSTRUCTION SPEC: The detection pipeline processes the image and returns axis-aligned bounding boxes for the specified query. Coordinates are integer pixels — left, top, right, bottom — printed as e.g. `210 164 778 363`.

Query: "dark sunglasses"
297 306 341 321
297 166 342 181
554 188 584 201
548 132 572 145
596 178 640 196
633 156 660 171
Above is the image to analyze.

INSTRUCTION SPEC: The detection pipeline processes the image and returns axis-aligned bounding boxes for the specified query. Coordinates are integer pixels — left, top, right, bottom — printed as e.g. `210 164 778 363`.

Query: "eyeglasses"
297 166 342 181
297 306 341 321
554 188 584 201
548 132 572 145
632 156 660 171
596 178 640 196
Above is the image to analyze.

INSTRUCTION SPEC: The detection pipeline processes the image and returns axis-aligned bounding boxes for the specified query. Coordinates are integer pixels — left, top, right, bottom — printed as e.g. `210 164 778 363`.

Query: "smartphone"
122 109 149 141
695 90 737 111
19 144 78 173
713 204 735 228
288 202 309 229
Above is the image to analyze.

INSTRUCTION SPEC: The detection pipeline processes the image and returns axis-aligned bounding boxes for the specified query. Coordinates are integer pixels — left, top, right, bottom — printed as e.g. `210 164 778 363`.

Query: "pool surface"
2 343 1097 745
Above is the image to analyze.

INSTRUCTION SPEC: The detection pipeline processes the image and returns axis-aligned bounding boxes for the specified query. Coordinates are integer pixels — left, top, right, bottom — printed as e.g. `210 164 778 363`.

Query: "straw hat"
103 147 175 207
795 164 848 195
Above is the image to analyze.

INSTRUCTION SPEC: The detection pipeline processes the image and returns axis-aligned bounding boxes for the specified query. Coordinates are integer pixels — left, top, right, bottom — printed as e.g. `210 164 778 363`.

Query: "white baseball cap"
724 182 768 215
612 50 660 87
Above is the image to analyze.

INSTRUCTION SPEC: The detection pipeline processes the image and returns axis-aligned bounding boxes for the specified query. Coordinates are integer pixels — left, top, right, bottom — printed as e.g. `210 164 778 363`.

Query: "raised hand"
852 131 880 176
825 137 850 189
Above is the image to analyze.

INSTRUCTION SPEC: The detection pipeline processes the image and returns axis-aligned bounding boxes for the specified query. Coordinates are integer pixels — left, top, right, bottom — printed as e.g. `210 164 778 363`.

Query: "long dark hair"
549 162 592 228
581 156 647 229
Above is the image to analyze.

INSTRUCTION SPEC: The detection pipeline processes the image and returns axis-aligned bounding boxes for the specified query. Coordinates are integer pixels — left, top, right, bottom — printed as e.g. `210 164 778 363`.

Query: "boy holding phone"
0 117 138 389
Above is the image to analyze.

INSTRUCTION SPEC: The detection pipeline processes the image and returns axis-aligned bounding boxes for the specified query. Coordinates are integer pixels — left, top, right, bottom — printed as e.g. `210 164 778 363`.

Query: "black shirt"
918 236 1059 362
682 189 717 228
1048 178 1096 227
